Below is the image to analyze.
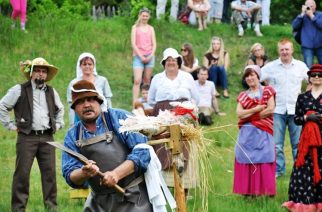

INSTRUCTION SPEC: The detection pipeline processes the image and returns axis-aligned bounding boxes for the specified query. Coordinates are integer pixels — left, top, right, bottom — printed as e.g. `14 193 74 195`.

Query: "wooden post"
148 125 187 212
169 125 186 212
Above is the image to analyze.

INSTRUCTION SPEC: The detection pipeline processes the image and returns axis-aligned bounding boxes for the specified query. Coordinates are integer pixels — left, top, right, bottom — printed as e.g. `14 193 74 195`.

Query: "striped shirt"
237 85 276 135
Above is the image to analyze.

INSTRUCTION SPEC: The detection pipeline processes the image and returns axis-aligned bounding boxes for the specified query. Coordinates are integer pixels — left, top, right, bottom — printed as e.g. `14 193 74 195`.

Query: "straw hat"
70 80 104 109
20 57 58 82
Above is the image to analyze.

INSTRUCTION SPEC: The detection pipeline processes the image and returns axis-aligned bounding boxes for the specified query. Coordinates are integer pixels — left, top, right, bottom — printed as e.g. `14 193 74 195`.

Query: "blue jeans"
301 46 322 68
274 113 302 176
208 65 228 89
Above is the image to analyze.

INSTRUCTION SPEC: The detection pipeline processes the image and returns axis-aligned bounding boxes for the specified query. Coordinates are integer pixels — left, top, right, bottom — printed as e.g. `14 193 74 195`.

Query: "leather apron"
76 113 152 212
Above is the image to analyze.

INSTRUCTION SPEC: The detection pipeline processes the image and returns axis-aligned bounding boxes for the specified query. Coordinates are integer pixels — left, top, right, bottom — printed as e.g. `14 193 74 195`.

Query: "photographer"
292 0 322 68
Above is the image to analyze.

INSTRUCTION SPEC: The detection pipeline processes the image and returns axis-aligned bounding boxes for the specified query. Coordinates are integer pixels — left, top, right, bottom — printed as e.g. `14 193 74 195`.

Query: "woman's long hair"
206 36 225 66
182 43 195 68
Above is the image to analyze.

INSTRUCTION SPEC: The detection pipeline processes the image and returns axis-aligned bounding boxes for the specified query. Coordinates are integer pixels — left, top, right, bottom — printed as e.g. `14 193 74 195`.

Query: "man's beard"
35 78 45 85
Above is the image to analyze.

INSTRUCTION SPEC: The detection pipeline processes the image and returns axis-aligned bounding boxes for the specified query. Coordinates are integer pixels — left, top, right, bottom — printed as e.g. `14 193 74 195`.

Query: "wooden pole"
173 159 187 212
169 125 187 212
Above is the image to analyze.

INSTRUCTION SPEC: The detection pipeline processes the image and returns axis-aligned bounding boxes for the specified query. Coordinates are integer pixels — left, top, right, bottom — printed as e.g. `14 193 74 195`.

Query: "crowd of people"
1 0 322 211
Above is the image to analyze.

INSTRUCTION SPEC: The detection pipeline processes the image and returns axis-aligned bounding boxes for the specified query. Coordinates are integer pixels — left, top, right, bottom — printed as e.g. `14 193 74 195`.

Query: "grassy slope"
0 15 301 211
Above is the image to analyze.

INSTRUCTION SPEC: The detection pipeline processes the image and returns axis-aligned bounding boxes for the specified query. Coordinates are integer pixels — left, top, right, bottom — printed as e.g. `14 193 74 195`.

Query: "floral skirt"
282 147 322 211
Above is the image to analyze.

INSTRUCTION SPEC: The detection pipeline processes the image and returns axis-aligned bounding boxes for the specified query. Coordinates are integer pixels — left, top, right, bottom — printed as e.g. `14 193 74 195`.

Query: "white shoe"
255 30 263 37
238 30 244 37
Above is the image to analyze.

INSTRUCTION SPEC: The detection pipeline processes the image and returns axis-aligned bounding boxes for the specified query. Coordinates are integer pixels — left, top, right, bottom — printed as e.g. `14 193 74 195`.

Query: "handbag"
178 6 191 24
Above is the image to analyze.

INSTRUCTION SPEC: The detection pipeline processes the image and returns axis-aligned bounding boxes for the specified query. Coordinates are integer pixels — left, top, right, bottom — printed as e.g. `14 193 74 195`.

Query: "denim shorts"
132 55 155 69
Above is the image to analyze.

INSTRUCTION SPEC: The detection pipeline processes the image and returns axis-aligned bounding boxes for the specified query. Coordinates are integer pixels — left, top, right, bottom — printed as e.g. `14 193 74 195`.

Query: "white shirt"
194 80 214 108
148 70 199 105
260 58 308 115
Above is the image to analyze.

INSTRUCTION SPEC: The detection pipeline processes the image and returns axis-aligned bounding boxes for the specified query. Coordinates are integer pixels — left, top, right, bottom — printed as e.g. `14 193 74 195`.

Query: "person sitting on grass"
180 43 200 80
195 66 226 125
231 0 263 37
203 36 230 98
188 0 211 31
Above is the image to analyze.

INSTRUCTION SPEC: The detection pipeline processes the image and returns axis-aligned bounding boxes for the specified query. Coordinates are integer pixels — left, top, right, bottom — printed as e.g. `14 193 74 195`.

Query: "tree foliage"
270 0 322 24
0 0 321 24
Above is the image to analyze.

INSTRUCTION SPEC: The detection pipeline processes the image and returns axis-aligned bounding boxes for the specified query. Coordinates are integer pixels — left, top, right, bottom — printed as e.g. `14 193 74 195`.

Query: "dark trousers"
12 133 57 212
208 65 228 89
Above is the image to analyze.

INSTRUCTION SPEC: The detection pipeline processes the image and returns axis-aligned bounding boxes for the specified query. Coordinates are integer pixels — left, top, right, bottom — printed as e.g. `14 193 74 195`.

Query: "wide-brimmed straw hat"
71 80 104 109
244 65 261 78
160 48 182 66
20 57 58 82
307 64 322 75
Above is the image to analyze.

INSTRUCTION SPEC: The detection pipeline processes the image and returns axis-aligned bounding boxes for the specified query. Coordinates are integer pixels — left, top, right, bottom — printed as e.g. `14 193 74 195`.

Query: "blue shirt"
62 108 150 188
292 11 322 48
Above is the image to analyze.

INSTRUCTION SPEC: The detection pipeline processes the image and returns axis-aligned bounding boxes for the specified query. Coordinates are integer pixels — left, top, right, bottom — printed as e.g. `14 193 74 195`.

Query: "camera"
307 6 310 10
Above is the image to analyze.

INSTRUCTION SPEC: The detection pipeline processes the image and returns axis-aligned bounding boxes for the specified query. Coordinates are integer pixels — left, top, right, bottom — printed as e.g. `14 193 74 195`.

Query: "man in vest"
62 80 152 211
0 57 64 211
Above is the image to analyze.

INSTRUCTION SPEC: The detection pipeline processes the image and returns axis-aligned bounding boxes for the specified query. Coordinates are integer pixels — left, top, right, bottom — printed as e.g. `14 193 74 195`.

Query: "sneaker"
198 113 206 125
238 30 244 37
255 30 263 37
204 116 213 125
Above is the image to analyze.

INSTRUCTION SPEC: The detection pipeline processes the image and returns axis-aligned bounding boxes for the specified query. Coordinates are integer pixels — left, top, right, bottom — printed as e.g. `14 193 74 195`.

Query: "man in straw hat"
61 80 152 211
0 57 64 211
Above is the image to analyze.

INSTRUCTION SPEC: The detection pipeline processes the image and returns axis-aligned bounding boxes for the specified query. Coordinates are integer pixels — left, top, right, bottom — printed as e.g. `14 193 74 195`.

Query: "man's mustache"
82 108 94 114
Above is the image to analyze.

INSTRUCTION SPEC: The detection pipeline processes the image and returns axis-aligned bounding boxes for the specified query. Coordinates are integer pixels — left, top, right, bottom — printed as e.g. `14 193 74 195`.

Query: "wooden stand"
149 124 187 212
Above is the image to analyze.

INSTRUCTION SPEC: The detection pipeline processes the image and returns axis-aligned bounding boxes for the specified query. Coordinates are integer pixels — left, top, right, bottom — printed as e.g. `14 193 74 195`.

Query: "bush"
0 0 91 19
130 0 155 19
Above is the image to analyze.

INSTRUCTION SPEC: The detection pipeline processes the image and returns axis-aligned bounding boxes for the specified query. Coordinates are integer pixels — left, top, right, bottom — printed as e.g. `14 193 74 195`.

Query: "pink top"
133 25 153 56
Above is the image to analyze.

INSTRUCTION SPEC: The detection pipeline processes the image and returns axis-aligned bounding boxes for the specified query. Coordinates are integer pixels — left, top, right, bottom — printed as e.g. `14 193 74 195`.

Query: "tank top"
134 25 153 56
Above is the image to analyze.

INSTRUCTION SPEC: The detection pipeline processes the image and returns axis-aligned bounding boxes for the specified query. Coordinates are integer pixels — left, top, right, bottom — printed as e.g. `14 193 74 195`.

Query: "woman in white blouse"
148 47 200 191
148 47 199 114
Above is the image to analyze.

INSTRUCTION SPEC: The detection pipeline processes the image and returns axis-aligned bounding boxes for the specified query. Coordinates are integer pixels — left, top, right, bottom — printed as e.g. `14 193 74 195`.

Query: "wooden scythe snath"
148 124 187 212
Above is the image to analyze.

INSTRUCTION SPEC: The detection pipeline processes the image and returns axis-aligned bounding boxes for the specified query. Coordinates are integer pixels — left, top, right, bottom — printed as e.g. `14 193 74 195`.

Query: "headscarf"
76 52 98 78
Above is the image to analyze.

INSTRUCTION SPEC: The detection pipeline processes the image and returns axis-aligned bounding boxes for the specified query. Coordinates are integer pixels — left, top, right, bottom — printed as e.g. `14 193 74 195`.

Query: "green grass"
0 14 301 211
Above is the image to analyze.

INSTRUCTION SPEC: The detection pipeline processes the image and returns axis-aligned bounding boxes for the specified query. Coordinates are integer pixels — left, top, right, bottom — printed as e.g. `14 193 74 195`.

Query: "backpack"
178 6 191 24
292 20 303 45
293 29 301 45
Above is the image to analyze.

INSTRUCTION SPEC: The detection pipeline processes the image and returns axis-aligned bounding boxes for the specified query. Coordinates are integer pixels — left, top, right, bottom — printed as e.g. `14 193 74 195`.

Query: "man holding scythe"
61 80 153 211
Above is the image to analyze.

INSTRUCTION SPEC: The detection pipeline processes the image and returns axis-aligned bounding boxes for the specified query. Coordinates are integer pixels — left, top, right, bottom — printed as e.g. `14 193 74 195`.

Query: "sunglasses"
309 72 322 78
181 48 187 52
